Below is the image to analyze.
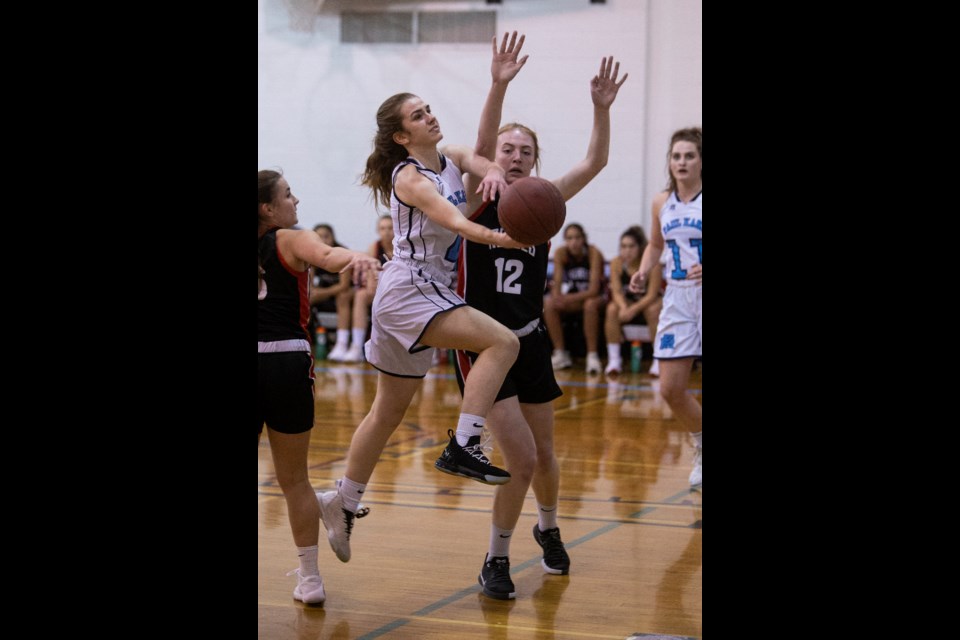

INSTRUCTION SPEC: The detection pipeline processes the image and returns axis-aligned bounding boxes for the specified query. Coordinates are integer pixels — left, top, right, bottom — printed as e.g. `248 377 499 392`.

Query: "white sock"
691 431 702 449
297 545 320 577
351 328 366 348
489 525 513 558
607 343 621 362
456 413 484 446
336 329 350 346
338 476 366 514
537 503 558 531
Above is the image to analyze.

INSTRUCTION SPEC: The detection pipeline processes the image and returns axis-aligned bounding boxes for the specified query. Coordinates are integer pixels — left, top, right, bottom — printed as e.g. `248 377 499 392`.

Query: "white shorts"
654 284 702 360
364 259 466 378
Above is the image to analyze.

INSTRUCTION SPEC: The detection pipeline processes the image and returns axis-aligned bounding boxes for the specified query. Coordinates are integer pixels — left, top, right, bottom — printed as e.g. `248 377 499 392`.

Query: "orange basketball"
497 177 566 246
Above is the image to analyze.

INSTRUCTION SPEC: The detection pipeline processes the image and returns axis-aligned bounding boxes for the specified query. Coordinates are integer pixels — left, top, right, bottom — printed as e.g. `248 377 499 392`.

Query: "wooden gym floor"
258 356 702 639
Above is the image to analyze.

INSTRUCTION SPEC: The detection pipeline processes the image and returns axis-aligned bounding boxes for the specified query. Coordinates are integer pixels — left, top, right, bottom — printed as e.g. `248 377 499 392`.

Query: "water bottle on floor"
630 341 642 373
315 327 327 360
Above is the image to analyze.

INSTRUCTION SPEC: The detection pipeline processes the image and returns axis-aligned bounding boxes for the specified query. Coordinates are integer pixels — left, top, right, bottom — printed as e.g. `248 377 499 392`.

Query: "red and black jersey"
457 198 549 331
258 228 310 343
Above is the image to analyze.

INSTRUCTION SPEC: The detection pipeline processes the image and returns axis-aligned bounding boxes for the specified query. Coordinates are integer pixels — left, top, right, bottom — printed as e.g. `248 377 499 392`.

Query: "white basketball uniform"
365 154 469 377
654 190 702 360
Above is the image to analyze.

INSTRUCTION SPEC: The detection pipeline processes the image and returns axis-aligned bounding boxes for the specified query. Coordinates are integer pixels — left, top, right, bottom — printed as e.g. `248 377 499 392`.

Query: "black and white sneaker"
533 525 570 575
434 429 511 485
478 555 516 600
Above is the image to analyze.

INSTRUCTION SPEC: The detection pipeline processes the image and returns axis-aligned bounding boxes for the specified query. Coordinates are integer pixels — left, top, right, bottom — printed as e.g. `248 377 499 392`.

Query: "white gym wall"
258 0 701 257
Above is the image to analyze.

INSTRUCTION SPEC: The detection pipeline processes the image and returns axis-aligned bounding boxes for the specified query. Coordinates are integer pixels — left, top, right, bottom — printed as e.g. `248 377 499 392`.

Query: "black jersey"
376 242 391 265
258 228 310 343
617 264 643 303
457 198 548 331
561 250 592 293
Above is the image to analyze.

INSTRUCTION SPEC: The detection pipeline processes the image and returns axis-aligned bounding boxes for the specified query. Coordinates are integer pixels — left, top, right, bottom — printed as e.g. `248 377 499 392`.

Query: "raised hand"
591 56 628 109
491 31 529 84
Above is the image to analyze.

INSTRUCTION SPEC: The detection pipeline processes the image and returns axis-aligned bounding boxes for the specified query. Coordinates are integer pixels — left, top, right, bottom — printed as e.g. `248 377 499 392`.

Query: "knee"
368 404 406 429
510 449 536 484
500 331 520 358
274 466 310 493
534 448 555 475
647 300 663 321
659 381 688 405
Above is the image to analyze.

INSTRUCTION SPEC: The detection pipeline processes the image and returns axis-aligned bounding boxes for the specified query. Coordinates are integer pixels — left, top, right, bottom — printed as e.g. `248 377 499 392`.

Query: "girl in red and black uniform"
452 33 629 600
258 170 380 605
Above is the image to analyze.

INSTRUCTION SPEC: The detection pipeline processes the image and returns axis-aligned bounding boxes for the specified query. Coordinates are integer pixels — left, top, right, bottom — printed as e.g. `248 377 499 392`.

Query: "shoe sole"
540 560 568 575
477 575 516 600
434 460 510 485
294 592 326 606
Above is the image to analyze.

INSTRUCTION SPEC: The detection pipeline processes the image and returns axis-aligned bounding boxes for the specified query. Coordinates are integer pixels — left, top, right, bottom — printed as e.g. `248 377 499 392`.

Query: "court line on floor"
314 365 700 395
349 488 698 639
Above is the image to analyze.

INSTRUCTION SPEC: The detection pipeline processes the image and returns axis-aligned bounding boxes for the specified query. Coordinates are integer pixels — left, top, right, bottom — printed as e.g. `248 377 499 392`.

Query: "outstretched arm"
443 144 509 204
279 230 383 287
394 164 524 249
465 31 528 211
552 56 628 202
476 32 528 161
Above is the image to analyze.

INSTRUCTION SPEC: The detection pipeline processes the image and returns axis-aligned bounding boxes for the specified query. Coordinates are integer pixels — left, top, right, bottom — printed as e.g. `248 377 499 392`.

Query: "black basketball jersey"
561 250 592 293
457 198 548 331
258 228 310 343
376 242 391 265
618 264 643 303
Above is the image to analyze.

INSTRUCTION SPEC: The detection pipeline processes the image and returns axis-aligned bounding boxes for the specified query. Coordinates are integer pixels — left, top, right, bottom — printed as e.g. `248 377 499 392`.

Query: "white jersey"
390 154 467 287
659 190 702 287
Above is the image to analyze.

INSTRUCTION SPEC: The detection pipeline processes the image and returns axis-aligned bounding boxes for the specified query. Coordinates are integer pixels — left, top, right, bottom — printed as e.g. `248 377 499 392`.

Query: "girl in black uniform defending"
448 32 628 600
258 170 380 604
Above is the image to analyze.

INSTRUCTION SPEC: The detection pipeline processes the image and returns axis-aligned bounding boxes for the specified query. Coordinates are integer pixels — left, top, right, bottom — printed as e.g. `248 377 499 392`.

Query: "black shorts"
258 351 315 435
455 322 563 405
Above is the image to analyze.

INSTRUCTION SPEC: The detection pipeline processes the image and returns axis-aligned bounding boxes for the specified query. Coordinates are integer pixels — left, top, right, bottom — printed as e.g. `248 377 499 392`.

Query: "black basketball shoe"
532 525 570 575
478 555 516 600
434 429 511 485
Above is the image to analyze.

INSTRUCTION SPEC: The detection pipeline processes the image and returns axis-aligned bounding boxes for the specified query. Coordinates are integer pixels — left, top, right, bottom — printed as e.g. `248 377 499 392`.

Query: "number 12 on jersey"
494 258 524 294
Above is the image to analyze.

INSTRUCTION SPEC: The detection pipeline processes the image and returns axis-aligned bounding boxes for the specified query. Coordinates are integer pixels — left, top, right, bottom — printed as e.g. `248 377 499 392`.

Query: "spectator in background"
543 223 605 374
334 215 395 363
311 224 355 359
604 225 663 375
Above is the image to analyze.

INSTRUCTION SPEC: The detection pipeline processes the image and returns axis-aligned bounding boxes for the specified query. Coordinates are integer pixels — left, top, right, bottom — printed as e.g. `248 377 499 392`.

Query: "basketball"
497 176 566 246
